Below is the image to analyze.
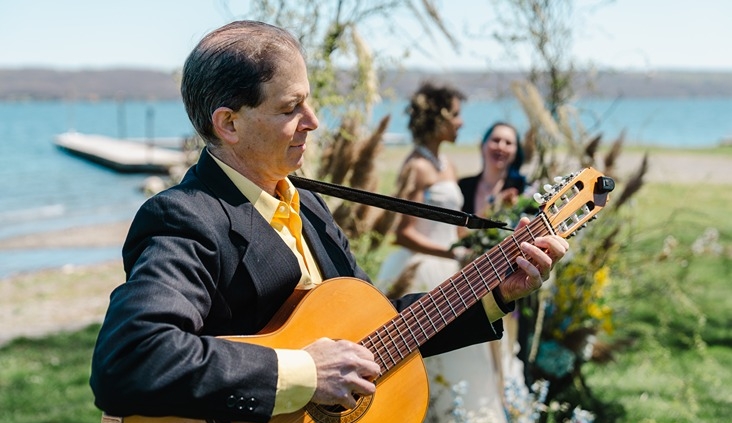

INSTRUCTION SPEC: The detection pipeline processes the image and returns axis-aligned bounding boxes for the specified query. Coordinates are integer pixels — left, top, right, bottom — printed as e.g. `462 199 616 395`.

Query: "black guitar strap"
289 175 508 230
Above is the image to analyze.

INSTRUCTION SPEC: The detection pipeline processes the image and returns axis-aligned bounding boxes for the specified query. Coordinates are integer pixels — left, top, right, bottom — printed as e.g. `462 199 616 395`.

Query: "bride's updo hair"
406 81 466 143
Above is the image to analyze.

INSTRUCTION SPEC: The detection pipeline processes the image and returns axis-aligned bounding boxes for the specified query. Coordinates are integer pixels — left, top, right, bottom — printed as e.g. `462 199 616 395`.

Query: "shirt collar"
209 153 299 222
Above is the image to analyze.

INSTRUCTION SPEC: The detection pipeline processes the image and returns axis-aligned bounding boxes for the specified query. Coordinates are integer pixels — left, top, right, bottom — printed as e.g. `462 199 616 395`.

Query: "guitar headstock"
533 167 615 239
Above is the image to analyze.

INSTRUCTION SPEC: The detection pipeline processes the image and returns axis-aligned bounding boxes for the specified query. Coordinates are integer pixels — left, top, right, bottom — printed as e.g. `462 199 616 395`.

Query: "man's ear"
211 107 238 145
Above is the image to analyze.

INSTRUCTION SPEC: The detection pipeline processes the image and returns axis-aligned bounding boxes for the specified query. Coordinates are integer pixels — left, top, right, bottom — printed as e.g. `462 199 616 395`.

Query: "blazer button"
237 396 258 411
226 395 237 408
236 396 247 410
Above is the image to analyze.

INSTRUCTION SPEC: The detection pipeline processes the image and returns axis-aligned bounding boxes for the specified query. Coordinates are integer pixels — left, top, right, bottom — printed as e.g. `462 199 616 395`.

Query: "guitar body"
119 277 429 423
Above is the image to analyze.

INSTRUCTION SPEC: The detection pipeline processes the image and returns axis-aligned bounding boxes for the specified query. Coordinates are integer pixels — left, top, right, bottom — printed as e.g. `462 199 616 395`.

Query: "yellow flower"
587 303 603 320
601 315 614 334
593 266 610 292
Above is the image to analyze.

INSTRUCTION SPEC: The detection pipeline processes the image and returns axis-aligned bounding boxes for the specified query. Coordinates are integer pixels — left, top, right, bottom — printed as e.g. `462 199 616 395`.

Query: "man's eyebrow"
281 92 308 107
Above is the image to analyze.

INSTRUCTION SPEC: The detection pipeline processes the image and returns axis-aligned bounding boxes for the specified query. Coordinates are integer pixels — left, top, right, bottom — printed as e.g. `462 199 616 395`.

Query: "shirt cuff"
272 349 317 415
481 289 516 322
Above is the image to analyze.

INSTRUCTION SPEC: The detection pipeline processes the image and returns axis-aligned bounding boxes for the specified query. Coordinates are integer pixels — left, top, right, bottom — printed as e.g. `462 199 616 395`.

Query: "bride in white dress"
377 82 508 423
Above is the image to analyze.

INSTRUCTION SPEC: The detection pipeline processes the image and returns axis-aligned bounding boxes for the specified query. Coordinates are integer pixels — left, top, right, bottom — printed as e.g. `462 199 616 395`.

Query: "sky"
1 0 730 73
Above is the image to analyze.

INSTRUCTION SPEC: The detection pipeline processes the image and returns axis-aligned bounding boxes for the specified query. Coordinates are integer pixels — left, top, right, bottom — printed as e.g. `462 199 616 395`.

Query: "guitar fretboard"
361 215 553 377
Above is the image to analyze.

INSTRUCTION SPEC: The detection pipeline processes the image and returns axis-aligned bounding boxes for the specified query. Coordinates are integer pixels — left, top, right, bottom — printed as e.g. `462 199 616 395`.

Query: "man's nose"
301 103 319 131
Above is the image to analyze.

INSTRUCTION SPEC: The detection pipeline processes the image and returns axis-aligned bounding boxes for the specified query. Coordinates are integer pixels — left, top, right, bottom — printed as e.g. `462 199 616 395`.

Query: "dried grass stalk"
522 126 536 164
416 0 459 49
366 211 397 251
325 115 390 239
555 104 582 154
604 130 626 175
349 115 389 190
354 199 377 230
556 104 575 146
612 152 648 210
316 140 335 180
367 160 419 249
328 118 359 185
332 201 356 236
583 133 602 167
511 81 564 145
351 26 381 113
370 208 395 235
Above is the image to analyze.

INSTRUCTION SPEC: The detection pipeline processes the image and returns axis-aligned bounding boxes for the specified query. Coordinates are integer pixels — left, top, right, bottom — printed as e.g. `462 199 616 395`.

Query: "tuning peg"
533 192 545 204
543 184 554 192
554 176 564 183
596 176 615 194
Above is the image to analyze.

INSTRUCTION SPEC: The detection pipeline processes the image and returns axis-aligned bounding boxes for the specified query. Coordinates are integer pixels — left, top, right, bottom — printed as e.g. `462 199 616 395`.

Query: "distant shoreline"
4 68 732 101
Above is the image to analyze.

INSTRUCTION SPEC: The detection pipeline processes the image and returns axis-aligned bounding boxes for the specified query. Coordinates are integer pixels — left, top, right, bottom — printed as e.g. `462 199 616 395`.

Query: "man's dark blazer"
90 148 504 422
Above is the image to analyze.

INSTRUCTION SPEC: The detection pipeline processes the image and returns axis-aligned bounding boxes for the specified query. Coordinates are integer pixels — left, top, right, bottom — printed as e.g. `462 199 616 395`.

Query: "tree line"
2 67 731 101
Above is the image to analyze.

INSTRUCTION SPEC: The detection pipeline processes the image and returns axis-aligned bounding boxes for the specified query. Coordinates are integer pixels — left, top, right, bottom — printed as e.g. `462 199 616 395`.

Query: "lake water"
2 97 732 278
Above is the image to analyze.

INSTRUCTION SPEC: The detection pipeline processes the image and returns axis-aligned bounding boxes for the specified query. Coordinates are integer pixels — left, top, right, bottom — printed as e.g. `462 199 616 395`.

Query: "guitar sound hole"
322 394 360 413
307 392 374 420
322 405 347 413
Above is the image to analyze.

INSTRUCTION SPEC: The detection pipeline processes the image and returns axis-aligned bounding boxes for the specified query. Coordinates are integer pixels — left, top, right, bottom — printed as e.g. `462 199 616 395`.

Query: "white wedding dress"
377 181 508 423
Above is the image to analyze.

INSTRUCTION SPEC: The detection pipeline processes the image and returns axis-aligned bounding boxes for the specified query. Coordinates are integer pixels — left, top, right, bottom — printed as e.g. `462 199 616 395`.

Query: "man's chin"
287 154 305 173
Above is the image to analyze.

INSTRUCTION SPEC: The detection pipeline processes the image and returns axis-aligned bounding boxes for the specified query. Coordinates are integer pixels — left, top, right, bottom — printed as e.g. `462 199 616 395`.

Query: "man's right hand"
304 338 381 409
497 217 569 303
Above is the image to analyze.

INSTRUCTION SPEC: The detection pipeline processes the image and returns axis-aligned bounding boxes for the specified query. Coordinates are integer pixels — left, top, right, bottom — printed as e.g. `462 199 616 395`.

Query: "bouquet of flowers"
453 194 539 264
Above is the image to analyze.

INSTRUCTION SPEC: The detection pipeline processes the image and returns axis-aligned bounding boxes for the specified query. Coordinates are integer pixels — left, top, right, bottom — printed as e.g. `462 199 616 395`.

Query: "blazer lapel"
300 214 339 279
193 149 302 307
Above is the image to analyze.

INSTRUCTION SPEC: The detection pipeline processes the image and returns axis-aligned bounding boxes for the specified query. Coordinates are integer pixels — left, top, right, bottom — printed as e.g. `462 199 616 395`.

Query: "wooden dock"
54 132 189 174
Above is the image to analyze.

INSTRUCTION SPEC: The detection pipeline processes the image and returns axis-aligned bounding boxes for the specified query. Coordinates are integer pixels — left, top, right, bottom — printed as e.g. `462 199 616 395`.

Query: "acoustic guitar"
105 167 614 423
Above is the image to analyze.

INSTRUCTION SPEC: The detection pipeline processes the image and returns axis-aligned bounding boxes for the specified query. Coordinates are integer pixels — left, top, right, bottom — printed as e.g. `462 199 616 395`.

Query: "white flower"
691 227 723 257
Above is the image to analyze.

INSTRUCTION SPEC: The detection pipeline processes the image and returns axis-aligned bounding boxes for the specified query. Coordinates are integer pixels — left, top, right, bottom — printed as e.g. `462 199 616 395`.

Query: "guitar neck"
362 215 553 376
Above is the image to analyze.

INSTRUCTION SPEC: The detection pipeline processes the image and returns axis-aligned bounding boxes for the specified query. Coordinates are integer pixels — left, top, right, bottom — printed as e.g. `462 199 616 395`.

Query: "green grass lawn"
0 181 730 422
582 183 732 422
0 324 102 423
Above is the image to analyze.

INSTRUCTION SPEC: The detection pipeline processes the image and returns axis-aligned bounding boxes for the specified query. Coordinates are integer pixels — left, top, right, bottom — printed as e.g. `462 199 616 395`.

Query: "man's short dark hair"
181 20 305 145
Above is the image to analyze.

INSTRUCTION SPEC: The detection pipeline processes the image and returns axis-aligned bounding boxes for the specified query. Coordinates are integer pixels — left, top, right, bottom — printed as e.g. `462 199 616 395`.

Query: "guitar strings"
363 217 552 375
365 218 546 370
414 217 548 332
